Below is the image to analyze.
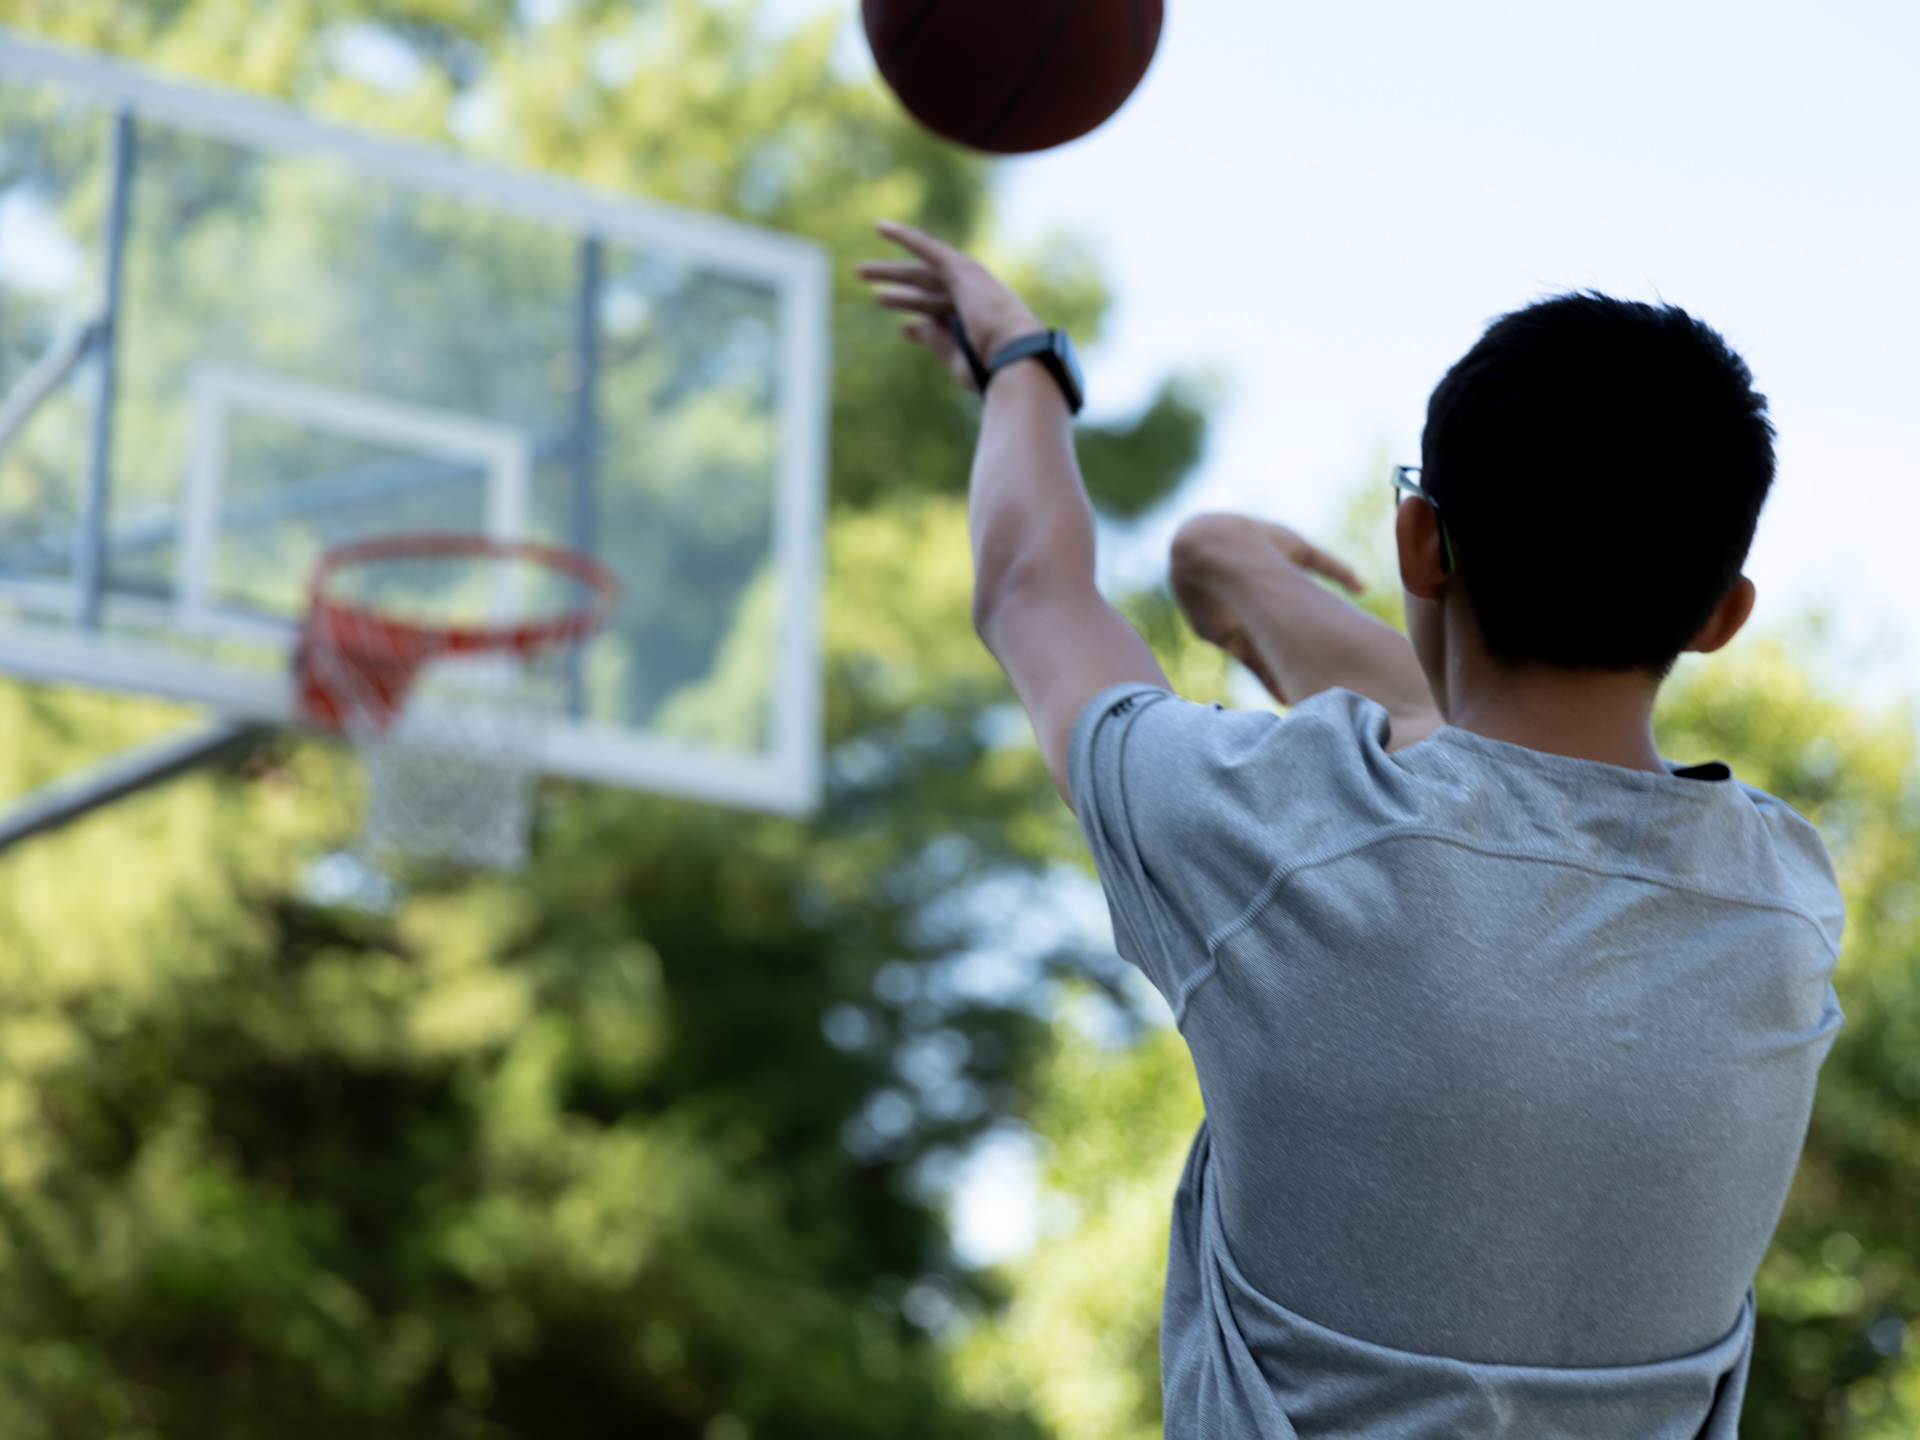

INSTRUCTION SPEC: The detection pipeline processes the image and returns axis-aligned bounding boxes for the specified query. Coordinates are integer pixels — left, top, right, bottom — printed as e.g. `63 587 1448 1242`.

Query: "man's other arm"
1170 513 1442 749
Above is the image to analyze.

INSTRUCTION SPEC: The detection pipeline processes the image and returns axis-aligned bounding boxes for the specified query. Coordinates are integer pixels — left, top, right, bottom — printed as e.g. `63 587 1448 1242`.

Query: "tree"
1659 639 1920 1438
948 605 1225 1440
0 2 1211 1436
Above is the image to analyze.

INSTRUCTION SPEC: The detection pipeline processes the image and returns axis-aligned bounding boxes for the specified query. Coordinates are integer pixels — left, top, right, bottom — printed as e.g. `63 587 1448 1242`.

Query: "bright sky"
794 0 1920 679
994 0 1920 668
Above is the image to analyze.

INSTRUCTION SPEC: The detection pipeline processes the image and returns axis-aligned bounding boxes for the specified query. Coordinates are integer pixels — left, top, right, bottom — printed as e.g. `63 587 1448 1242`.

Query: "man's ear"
1395 498 1449 599
1684 575 1757 655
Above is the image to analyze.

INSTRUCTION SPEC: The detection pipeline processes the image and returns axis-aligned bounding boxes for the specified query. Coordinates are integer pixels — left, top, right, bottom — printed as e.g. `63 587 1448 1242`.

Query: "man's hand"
856 221 1045 391
1170 513 1441 747
1172 517 1364 703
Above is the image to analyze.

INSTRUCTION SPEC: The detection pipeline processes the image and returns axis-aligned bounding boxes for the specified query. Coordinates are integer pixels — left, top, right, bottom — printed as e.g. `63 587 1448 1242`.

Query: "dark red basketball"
863 0 1164 155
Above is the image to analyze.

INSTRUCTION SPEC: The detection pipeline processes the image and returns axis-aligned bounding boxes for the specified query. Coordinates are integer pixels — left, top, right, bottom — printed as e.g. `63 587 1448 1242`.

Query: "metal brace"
0 718 270 854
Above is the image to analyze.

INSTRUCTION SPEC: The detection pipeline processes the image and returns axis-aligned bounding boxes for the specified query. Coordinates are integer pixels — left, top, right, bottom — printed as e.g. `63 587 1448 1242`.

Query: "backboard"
0 29 828 815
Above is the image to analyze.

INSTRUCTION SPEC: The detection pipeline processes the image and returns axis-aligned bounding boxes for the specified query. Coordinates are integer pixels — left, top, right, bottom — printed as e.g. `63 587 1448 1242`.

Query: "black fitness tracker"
987 329 1086 414
945 314 1086 415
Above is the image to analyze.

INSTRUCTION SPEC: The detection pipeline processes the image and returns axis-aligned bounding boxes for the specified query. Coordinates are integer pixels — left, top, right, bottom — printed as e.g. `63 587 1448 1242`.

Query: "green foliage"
0 502 1058 1438
1076 379 1211 523
953 1016 1200 1440
1657 643 1920 1438
943 599 1231 1440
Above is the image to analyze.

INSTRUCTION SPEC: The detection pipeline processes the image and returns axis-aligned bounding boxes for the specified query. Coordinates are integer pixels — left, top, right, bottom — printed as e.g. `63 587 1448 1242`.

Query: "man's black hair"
1421 292 1775 673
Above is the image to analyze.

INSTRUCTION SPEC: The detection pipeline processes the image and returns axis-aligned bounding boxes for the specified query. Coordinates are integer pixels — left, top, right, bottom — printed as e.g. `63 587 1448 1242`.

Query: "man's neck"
1446 657 1666 774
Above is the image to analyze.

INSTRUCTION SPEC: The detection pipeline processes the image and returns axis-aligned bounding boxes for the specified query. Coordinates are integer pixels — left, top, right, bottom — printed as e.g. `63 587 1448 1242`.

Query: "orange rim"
297 532 620 731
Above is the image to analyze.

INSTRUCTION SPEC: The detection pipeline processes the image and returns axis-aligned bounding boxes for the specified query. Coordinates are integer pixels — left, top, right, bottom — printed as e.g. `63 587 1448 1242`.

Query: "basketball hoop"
297 533 619 871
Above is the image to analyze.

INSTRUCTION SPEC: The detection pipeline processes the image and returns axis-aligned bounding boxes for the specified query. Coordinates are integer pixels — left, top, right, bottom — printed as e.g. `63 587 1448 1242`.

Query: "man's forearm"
968 364 1093 640
964 361 1168 798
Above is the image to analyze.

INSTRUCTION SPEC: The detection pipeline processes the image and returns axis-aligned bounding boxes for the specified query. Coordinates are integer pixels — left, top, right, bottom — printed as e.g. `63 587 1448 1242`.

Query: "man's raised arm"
857 222 1167 805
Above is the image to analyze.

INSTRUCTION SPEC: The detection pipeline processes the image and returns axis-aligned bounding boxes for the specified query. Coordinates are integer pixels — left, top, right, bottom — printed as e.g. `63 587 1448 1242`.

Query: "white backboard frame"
178 365 533 645
0 28 829 816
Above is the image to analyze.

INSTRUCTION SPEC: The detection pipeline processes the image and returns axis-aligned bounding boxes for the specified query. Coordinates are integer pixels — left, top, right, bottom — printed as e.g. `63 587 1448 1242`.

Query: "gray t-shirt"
1069 683 1844 1439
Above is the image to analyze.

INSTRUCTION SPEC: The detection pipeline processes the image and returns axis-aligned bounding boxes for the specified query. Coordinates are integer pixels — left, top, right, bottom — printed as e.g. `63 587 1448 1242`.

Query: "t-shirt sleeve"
1065 684 1286 1012
1069 682 1401 1014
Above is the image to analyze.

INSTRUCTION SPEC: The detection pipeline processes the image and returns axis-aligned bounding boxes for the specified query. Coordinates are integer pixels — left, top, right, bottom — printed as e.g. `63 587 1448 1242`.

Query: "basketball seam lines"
969 0 1080 150
874 0 948 80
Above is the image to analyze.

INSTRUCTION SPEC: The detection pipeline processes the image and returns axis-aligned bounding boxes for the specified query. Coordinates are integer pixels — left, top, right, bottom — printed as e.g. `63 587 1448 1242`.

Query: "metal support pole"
0 719 267 855
0 318 101 461
567 236 602 717
76 108 135 630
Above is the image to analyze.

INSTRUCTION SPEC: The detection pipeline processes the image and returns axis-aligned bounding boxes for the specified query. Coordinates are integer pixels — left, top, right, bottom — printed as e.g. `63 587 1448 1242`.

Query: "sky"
791 0 1920 680
768 0 1920 1264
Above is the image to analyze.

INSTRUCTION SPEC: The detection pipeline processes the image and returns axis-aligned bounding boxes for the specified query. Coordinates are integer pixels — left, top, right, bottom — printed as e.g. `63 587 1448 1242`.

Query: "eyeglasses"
1390 465 1457 574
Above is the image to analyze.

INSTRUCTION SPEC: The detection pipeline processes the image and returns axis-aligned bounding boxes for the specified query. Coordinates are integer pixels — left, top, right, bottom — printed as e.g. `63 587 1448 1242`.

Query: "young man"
859 224 1842 1438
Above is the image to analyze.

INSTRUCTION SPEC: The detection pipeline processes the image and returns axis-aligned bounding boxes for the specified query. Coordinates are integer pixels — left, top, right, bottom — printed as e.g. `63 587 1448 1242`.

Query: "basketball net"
297 534 619 872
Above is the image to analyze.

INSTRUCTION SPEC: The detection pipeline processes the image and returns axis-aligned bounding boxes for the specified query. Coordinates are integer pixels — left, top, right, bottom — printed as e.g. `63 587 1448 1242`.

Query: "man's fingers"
1256 521 1364 595
872 285 953 317
875 219 957 270
903 317 954 348
902 319 947 357
1301 545 1366 595
856 259 944 289
872 219 1031 388
901 320 976 389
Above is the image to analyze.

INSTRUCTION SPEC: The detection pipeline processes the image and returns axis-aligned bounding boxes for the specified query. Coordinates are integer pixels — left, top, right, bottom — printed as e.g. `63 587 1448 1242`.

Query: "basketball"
863 0 1164 155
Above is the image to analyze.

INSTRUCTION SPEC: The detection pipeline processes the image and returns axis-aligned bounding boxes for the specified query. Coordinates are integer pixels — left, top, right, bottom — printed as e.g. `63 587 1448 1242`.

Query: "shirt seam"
1203 823 1844 963
1169 959 1220 1023
1098 686 1181 991
1426 722 1750 805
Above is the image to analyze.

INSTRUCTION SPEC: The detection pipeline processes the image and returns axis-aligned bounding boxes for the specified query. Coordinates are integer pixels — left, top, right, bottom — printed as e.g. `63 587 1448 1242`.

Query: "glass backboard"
0 29 827 814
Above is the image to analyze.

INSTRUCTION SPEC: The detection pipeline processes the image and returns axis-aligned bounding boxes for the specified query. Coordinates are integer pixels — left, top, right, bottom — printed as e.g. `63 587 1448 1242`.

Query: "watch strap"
985 331 1058 372
945 313 990 391
943 317 1085 415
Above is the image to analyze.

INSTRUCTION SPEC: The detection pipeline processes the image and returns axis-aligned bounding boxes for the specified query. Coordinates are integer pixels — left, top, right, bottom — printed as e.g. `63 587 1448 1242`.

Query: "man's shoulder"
1072 684 1841 928
1066 684 1406 1008
1720 779 1845 946
1068 682 1416 883
1071 682 1390 781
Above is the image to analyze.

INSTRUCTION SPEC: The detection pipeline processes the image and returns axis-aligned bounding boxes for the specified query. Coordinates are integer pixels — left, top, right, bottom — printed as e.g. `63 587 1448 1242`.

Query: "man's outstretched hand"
1169 513 1439 748
856 221 1045 391
1171 514 1365 703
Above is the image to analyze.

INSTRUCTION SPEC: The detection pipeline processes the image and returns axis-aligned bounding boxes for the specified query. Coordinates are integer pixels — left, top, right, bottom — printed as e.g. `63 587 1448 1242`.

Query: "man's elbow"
970 556 1026 653
971 549 1072 655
